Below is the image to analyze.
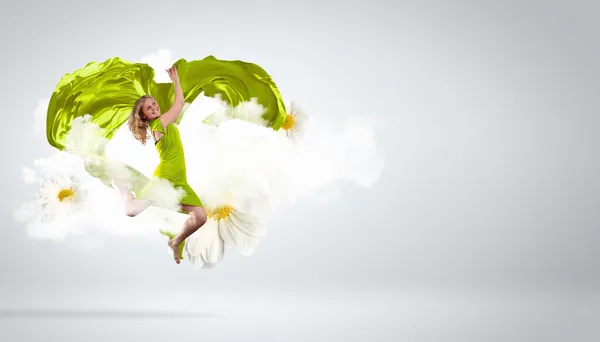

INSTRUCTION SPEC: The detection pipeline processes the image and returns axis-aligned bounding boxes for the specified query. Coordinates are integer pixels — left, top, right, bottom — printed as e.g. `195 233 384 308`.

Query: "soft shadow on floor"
0 309 217 319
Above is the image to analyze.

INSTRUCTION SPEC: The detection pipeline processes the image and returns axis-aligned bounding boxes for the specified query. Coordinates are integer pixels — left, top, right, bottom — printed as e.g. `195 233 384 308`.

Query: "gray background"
0 0 598 341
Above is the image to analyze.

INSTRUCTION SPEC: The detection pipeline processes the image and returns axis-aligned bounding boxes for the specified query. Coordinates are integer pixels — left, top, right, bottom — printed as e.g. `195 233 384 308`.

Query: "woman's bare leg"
167 204 208 264
111 180 151 217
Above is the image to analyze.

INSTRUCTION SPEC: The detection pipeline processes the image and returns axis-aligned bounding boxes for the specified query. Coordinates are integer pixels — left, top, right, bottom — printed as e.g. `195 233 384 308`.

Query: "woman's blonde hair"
128 95 153 145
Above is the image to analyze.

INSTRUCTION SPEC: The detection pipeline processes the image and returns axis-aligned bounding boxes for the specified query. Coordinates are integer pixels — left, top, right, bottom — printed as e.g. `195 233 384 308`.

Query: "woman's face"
141 97 161 120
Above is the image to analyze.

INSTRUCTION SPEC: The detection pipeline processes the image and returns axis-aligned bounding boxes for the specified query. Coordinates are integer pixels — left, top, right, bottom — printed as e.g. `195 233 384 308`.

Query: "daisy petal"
184 220 225 269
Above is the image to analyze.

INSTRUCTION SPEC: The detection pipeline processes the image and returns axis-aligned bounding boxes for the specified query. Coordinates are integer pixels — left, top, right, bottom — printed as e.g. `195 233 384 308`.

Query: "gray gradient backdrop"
0 0 598 341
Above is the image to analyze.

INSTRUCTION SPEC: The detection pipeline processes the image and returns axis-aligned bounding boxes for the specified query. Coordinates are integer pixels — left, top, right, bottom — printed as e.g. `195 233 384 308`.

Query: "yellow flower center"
206 205 233 220
281 114 295 131
57 188 75 202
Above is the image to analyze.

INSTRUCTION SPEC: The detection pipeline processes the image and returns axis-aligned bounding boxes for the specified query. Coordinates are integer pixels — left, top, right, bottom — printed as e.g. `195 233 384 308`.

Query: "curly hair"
128 95 153 145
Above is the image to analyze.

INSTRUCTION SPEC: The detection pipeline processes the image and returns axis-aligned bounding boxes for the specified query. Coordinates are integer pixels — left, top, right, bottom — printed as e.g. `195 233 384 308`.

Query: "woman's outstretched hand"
166 66 179 83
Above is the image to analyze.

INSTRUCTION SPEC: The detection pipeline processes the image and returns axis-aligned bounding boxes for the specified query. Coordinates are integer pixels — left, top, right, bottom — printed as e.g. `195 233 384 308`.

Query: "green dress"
142 117 203 208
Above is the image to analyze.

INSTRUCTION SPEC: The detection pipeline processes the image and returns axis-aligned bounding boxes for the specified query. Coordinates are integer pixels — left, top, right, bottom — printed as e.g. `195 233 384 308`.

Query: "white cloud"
178 96 385 208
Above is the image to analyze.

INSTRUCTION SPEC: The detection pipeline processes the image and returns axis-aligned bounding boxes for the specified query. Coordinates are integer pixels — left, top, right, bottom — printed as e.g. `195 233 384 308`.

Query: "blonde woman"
112 66 207 264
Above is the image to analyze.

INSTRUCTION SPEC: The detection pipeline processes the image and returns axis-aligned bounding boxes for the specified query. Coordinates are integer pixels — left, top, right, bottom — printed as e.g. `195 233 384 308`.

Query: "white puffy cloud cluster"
14 49 385 267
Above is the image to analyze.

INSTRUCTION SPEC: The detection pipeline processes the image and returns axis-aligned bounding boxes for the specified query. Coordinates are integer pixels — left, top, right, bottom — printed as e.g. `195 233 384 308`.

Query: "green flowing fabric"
46 55 287 195
47 55 286 150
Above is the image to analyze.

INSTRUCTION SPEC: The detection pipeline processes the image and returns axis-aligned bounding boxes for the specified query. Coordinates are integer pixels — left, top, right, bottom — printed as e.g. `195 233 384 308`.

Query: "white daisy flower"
280 101 309 141
206 200 268 256
14 168 91 241
37 172 88 222
181 188 270 269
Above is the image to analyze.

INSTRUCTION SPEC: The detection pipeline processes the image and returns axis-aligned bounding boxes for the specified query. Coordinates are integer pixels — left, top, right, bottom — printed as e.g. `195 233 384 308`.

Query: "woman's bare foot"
168 239 181 264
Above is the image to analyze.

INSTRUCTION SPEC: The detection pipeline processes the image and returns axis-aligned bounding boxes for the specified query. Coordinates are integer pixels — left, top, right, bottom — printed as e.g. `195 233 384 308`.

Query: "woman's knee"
124 203 139 217
124 199 150 217
181 204 208 227
191 207 207 227
189 207 208 228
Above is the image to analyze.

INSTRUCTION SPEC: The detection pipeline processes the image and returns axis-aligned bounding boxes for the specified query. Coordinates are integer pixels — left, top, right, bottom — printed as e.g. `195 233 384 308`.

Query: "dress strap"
148 118 165 143
148 118 165 133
